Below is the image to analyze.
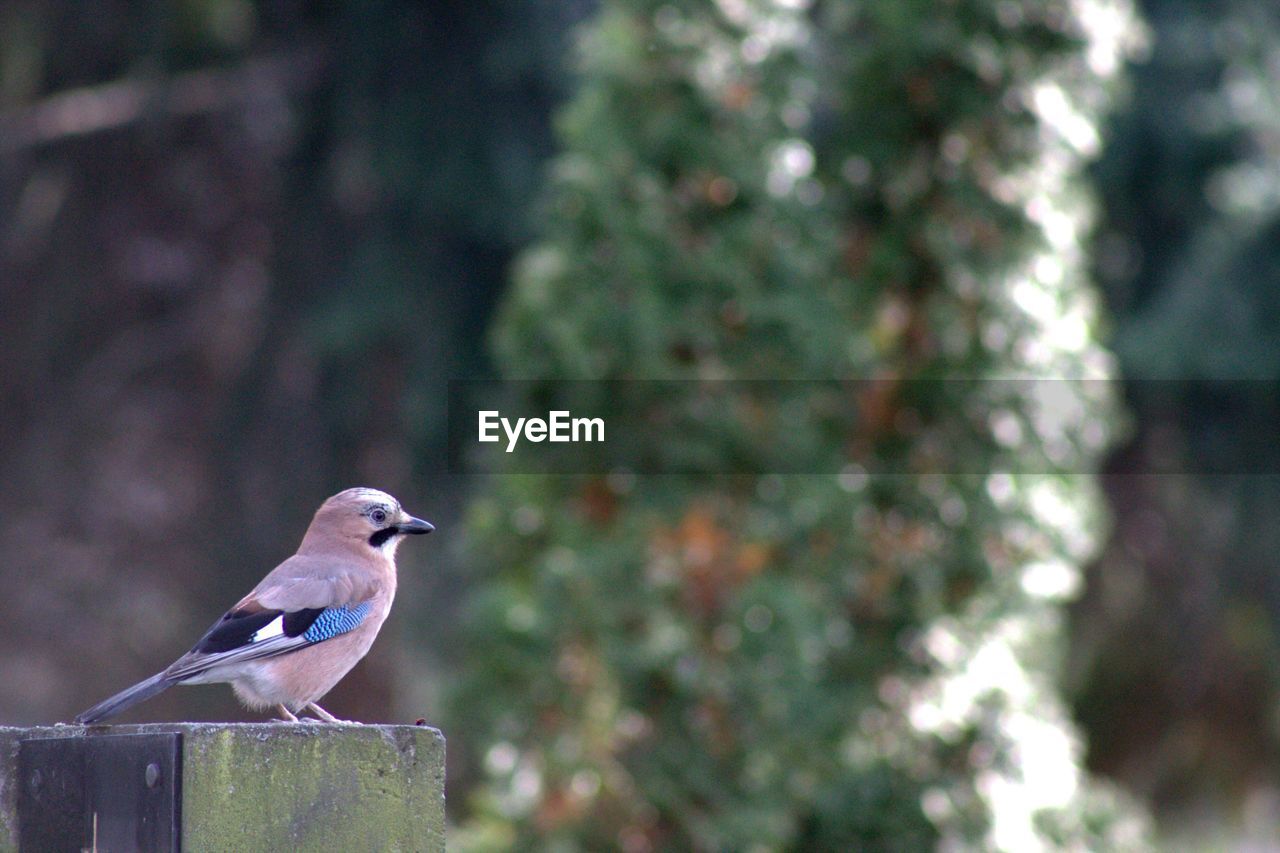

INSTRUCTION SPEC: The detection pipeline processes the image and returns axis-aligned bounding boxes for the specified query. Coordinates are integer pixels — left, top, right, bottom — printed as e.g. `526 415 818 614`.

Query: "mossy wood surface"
0 722 445 852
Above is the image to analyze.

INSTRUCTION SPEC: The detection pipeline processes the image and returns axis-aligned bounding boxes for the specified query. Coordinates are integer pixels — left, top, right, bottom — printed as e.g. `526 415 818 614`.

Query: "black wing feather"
283 608 325 637
192 606 328 655
195 608 281 654
164 604 361 682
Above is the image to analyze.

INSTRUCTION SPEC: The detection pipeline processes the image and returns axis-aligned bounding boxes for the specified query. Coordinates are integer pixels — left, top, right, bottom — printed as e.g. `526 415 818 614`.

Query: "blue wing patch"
167 600 377 682
301 602 372 642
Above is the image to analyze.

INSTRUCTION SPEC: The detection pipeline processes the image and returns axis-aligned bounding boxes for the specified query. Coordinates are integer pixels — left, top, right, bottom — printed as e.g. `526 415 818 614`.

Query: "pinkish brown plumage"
74 488 433 725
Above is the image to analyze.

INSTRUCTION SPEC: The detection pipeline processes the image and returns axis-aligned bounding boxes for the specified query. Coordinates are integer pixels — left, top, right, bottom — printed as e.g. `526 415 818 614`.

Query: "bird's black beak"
396 516 434 535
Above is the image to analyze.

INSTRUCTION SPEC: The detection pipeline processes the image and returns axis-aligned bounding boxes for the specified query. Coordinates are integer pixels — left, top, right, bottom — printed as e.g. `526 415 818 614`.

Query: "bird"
74 487 433 725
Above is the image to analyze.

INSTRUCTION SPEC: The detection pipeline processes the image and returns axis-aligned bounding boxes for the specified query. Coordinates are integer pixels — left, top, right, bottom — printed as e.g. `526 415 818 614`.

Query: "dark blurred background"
0 0 577 724
3 0 1280 847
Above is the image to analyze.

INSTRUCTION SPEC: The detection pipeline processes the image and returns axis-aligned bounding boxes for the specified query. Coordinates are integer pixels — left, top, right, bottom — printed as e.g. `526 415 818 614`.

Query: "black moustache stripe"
368 528 398 548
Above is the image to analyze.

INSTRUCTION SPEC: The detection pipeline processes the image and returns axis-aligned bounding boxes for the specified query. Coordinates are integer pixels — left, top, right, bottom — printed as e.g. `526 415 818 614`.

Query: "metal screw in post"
145 762 161 788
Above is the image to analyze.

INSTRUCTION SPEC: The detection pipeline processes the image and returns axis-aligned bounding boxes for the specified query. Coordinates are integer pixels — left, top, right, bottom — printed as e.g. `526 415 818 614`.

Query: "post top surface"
1 721 444 742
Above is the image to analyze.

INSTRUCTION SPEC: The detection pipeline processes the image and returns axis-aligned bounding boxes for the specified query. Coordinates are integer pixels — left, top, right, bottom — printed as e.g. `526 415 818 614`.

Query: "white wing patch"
249 615 285 644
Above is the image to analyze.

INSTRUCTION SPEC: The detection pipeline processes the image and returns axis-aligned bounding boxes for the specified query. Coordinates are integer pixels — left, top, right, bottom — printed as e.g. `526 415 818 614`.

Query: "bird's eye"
370 508 388 525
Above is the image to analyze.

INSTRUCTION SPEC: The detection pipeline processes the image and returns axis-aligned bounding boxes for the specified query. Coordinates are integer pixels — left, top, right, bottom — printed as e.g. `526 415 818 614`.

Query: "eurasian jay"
74 487 433 725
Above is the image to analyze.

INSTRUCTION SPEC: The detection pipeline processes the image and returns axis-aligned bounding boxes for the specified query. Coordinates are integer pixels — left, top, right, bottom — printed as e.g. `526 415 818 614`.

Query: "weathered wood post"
0 722 445 852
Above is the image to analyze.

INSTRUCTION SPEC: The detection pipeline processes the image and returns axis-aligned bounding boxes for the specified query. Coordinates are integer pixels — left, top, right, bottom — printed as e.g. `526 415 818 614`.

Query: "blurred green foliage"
451 1 1148 848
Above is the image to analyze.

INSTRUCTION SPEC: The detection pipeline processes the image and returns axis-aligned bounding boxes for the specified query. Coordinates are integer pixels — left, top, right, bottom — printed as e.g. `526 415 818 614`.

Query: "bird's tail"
74 672 174 725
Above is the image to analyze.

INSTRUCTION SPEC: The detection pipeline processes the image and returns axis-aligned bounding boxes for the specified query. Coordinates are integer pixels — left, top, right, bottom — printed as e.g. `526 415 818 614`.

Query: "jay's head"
304 487 434 556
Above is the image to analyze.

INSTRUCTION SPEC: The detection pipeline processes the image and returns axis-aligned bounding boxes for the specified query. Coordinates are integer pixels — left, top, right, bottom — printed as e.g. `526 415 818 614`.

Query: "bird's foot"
274 704 300 722
306 702 354 723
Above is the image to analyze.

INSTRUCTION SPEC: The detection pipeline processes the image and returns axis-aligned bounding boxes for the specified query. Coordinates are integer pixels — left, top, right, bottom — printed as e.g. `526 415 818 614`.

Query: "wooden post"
0 722 445 852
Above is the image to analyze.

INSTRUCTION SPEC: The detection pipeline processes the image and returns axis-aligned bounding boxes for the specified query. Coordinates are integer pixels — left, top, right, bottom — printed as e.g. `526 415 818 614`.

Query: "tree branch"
0 47 326 154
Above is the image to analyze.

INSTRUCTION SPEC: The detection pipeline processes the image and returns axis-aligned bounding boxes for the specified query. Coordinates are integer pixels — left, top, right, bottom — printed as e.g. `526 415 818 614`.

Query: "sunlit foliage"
453 0 1155 848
